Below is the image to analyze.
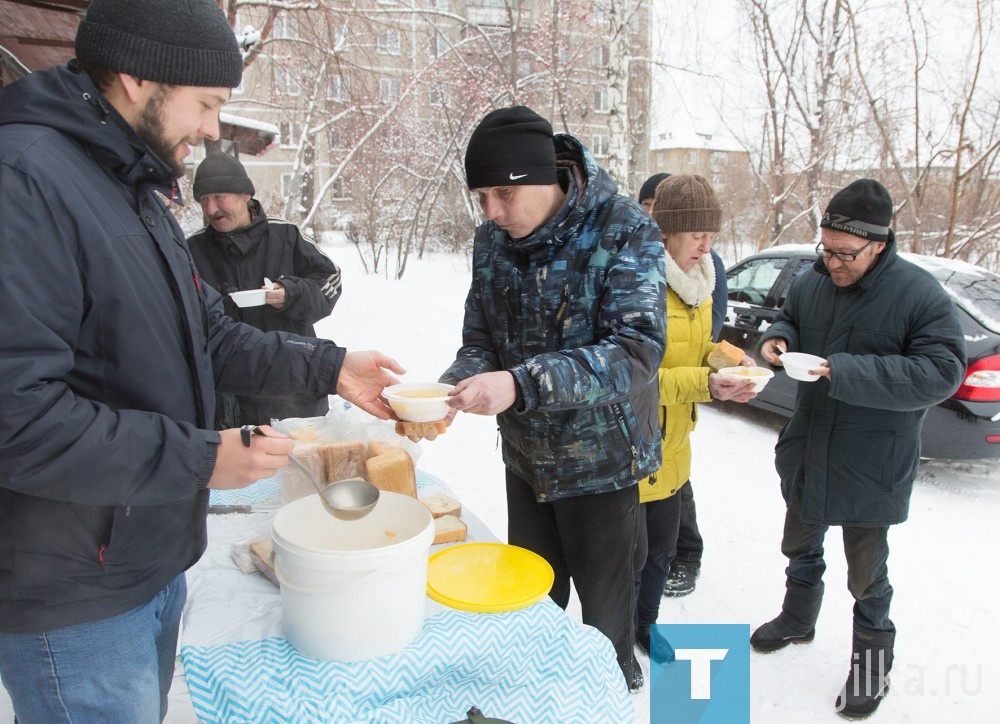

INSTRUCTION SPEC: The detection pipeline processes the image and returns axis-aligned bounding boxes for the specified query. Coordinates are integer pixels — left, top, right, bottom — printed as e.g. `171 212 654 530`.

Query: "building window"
593 89 609 113
280 173 295 196
688 151 697 165
430 34 449 58
273 13 298 40
379 78 400 103
428 86 444 105
274 64 300 95
331 176 348 199
378 29 401 55
329 74 350 101
593 45 609 68
710 151 727 171
592 134 608 156
279 121 304 148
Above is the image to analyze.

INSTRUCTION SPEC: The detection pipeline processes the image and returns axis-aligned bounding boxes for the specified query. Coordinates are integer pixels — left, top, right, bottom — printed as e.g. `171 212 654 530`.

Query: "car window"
774 258 815 308
726 256 787 306
934 268 1000 335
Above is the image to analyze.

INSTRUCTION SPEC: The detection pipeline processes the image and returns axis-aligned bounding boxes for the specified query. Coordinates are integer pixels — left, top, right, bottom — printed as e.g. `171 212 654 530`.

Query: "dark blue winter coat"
0 64 344 633
442 136 667 501
761 233 966 526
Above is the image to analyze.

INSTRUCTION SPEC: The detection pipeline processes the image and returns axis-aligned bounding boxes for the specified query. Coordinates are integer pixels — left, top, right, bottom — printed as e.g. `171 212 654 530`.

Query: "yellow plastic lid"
426 542 554 613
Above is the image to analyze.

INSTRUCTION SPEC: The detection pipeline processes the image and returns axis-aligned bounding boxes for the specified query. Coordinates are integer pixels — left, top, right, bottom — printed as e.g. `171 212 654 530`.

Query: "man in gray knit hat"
0 1 402 720
188 152 344 428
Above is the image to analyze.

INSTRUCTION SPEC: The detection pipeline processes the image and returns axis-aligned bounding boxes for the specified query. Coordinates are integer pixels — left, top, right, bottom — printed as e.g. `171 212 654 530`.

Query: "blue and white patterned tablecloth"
185 470 635 723
181 599 633 724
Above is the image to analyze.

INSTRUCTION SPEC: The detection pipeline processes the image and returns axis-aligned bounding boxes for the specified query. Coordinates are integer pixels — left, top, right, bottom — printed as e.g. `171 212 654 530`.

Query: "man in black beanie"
188 152 344 427
751 179 966 718
438 105 668 692
0 1 402 720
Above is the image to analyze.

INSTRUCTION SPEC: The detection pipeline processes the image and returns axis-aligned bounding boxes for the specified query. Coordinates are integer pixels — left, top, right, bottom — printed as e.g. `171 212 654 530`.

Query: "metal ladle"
285 453 380 521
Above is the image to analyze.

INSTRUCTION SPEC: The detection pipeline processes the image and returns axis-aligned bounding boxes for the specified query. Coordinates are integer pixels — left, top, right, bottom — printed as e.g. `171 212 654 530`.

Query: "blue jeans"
781 493 895 632
0 573 186 723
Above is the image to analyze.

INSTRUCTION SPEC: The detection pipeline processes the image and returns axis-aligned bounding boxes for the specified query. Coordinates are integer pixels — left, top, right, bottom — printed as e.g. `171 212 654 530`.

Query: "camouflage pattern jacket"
442 135 667 502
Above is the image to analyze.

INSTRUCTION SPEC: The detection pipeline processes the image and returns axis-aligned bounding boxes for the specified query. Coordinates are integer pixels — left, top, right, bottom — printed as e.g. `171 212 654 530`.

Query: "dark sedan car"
719 244 1000 459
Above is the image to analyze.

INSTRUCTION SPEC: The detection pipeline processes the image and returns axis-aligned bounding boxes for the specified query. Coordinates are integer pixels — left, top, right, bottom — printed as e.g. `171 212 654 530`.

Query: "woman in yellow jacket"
634 175 758 662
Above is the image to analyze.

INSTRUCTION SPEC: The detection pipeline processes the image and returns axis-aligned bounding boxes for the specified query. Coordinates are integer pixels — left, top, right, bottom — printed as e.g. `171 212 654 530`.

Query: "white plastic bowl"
717 366 775 392
383 382 454 422
780 352 827 382
229 289 267 308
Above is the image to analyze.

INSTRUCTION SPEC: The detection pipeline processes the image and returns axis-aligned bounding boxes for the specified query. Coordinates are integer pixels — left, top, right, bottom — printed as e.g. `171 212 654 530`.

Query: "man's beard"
134 85 186 179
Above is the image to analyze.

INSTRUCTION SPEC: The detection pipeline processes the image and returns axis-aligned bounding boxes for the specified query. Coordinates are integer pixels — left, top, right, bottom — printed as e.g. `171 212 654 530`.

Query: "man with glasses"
750 179 966 718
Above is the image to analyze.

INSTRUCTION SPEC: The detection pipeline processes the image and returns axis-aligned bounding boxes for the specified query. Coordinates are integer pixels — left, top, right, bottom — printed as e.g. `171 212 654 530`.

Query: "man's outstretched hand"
336 350 405 419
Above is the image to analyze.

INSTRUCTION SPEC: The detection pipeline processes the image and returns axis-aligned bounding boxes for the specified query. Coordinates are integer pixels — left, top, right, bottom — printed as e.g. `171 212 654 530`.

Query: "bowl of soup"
383 383 455 422
717 366 775 393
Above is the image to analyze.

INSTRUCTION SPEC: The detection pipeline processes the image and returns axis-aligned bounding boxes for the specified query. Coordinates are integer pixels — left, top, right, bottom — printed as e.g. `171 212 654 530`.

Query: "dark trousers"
506 470 640 680
673 480 703 569
782 489 895 632
634 493 682 627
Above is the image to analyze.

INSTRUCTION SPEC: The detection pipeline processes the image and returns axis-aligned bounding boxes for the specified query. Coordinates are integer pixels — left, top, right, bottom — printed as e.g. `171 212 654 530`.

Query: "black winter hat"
465 106 557 189
75 0 243 89
638 172 671 203
652 175 722 233
820 179 893 242
193 152 255 199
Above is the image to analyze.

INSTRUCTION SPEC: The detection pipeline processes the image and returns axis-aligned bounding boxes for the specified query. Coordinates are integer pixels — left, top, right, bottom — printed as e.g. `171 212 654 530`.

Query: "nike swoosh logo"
509 173 528 180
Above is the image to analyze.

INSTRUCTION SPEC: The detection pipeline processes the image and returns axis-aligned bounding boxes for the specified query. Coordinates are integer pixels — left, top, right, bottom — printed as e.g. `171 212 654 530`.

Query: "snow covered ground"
319 240 1000 723
4 238 997 723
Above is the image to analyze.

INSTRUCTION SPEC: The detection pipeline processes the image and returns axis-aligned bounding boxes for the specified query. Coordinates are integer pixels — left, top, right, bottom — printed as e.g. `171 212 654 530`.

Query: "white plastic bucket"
271 491 434 662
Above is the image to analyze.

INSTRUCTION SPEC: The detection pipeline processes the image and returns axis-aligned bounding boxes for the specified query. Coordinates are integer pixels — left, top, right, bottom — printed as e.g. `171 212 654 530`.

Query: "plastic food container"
717 366 775 392
780 352 827 382
383 383 454 422
229 289 267 307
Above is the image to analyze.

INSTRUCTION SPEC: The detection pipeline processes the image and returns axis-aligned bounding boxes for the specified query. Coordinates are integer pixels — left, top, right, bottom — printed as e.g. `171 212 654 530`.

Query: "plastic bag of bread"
271 399 424 503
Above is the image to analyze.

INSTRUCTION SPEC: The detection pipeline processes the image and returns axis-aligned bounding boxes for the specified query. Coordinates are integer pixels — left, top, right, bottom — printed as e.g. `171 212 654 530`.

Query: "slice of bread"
249 537 278 586
433 515 467 545
420 491 462 518
364 447 417 497
394 420 446 438
319 441 367 482
707 340 745 371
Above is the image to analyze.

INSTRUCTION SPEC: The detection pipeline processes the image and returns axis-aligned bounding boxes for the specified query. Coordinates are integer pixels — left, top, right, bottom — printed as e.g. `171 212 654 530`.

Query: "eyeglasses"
815 239 876 262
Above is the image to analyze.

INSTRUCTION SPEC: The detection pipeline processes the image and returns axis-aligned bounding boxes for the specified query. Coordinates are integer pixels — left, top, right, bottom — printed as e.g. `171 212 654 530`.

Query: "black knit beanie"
193 152 255 199
652 175 722 233
638 172 671 204
820 179 893 242
75 0 243 88
465 106 558 189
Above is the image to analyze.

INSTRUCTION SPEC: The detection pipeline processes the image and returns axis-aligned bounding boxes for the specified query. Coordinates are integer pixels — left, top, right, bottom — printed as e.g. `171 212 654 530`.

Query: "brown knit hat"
651 175 722 233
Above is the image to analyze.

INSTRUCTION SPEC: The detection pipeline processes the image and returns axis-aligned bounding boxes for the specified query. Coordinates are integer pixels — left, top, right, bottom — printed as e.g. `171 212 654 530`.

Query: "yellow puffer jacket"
638 286 718 504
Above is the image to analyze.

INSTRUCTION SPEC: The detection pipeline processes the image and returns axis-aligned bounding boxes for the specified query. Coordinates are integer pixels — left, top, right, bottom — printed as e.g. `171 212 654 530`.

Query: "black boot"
625 652 644 693
750 581 823 653
636 624 676 664
662 564 699 597
835 624 894 719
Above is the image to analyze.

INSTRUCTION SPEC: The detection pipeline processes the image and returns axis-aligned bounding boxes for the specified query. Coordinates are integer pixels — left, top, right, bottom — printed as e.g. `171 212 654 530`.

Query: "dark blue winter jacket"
0 64 344 633
442 136 667 501
761 233 966 526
